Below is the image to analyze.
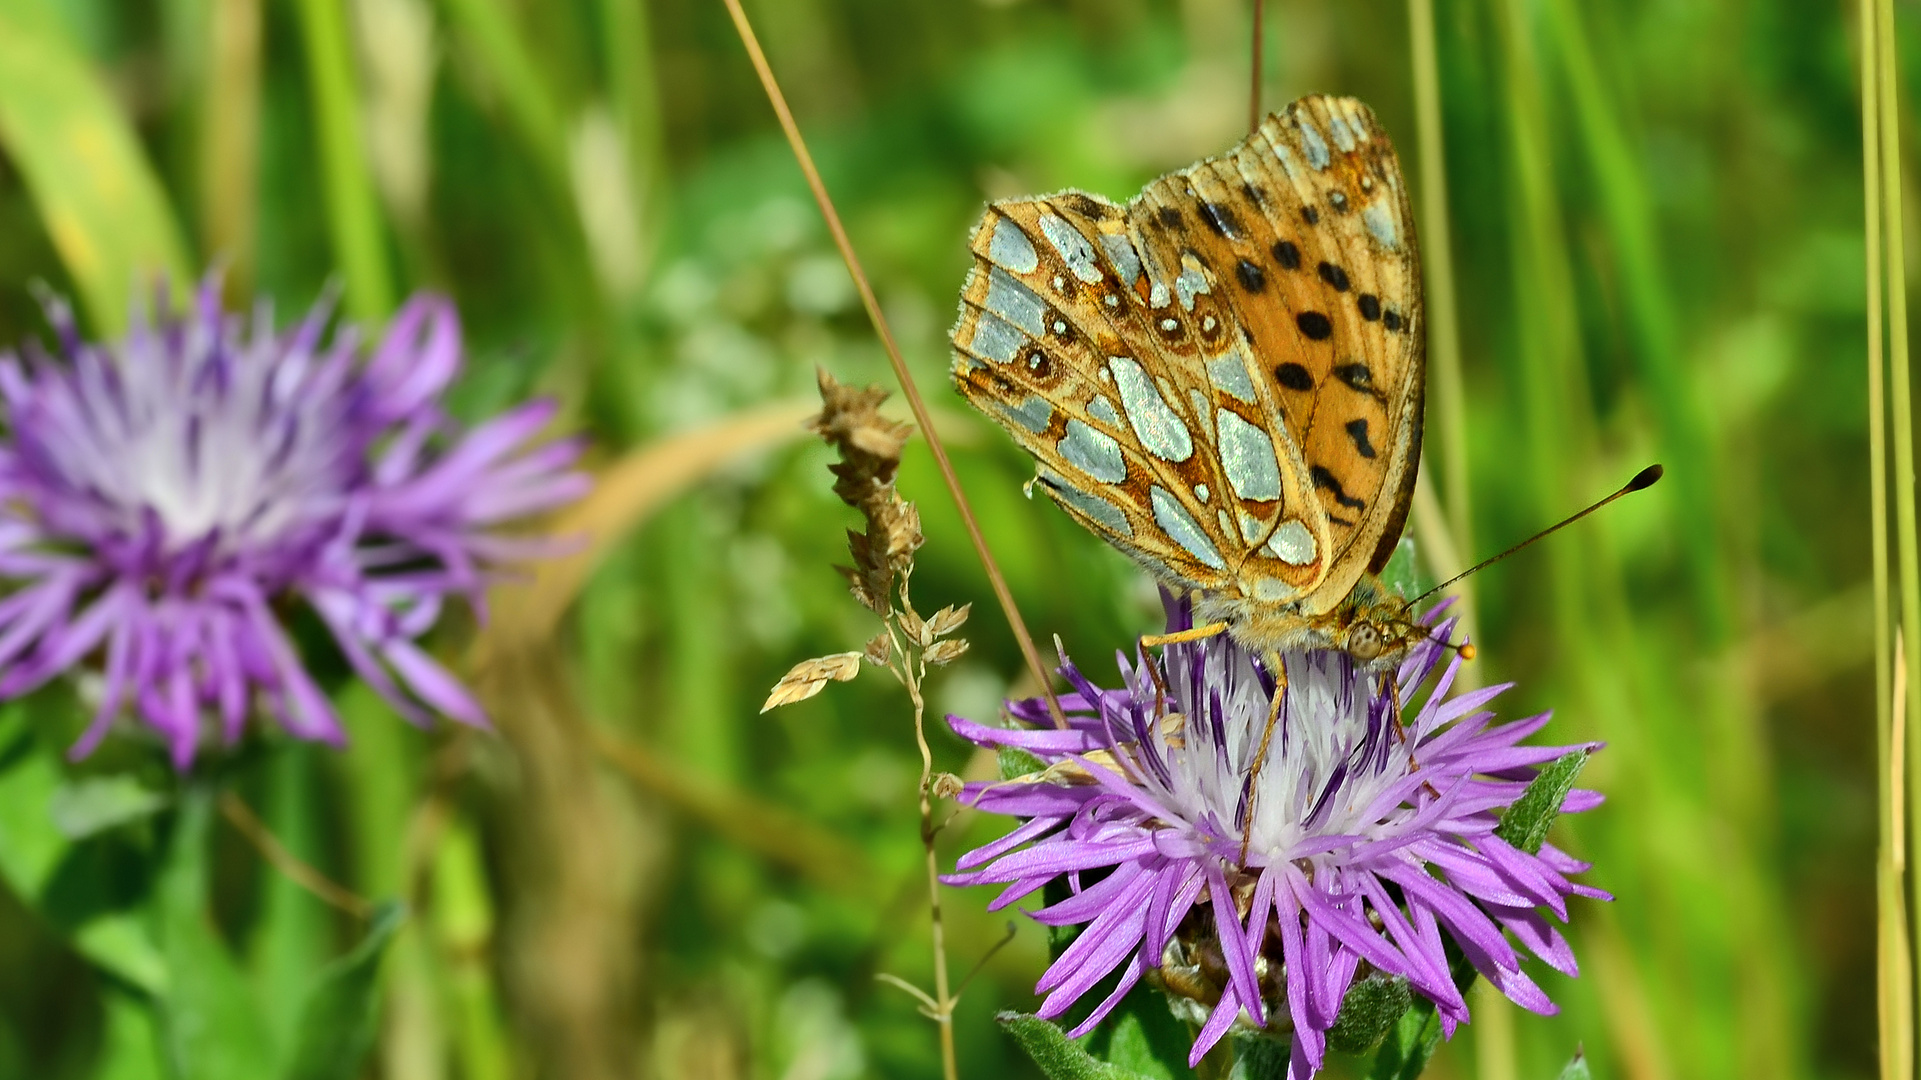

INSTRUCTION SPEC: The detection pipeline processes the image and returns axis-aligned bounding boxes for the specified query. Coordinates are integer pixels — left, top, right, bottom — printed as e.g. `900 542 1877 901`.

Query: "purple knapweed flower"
946 595 1606 1077
0 282 588 766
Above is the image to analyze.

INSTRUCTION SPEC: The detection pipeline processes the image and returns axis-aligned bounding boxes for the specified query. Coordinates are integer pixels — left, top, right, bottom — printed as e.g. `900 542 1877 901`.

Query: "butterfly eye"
1348 622 1383 661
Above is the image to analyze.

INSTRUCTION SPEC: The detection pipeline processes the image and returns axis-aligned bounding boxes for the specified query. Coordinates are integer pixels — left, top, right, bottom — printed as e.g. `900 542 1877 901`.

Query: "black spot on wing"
1358 294 1381 321
1345 418 1377 459
1063 193 1116 220
1235 259 1267 292
1382 309 1403 332
1273 240 1302 270
1156 206 1184 229
1275 363 1315 391
1334 363 1372 392
1311 465 1367 511
1300 207 1320 225
1200 202 1243 239
1296 312 1334 340
1318 262 1350 291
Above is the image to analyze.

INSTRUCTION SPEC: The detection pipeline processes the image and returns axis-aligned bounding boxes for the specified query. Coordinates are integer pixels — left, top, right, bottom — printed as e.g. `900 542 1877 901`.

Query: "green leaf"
1227 1034 1290 1079
997 1012 1154 1080
1326 973 1413 1054
1380 538 1424 600
280 901 406 1080
1083 985 1190 1079
1495 751 1589 855
1364 999 1444 1080
155 788 275 1080
50 776 170 841
74 914 168 996
0 708 69 897
93 990 163 1080
1555 1048 1591 1080
0 0 191 334
999 745 1047 780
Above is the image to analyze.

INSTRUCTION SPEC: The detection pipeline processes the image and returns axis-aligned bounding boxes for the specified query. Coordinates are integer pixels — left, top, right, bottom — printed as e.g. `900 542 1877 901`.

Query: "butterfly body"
951 96 1429 668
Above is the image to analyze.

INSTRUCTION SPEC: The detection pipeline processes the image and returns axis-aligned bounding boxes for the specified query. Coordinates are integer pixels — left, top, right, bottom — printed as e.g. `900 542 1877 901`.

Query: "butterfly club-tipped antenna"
1412 464 1665 611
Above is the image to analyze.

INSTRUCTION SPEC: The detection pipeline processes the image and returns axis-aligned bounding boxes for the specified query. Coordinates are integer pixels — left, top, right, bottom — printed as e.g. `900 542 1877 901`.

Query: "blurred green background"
0 0 1888 1077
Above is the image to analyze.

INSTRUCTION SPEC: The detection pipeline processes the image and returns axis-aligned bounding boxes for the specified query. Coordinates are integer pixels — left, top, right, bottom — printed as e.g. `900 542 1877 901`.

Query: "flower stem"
904 652 959 1080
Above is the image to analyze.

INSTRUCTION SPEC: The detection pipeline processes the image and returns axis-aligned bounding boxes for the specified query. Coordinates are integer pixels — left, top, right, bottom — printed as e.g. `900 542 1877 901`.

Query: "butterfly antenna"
1410 464 1664 606
1250 0 1266 135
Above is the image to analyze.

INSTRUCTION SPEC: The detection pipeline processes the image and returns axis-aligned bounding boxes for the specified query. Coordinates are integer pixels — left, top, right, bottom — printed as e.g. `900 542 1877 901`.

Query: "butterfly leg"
1140 621 1230 647
1237 651 1288 865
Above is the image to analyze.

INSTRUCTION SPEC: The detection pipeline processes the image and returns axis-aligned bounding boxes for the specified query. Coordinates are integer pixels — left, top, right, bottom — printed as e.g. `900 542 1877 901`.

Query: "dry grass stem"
219 791 375 919
589 727 873 891
720 0 1065 731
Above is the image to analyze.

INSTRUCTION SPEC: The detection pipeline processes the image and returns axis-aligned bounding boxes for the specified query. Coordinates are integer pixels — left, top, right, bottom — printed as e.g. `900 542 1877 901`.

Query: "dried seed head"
812 369 922 611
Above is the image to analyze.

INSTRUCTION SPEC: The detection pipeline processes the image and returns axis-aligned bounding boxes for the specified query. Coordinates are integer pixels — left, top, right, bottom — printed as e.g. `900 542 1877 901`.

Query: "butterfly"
949 95 1431 669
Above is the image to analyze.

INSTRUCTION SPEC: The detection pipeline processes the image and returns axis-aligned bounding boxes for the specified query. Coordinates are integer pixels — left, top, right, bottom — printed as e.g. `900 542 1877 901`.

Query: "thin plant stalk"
720 0 1065 730
293 0 392 321
1861 0 1914 1070
894 614 959 1080
1875 0 1921 1012
1408 0 1473 564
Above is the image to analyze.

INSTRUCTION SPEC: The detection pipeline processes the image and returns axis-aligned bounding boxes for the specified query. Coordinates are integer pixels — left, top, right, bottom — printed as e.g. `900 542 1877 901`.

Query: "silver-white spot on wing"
1238 511 1265 544
1251 577 1296 602
1207 349 1257 402
989 217 1038 273
1039 214 1103 284
1272 139 1301 181
1215 410 1282 501
1109 356 1193 462
1002 395 1053 433
1151 486 1225 570
1088 395 1121 427
1327 110 1357 152
1099 232 1143 288
1175 256 1210 311
1265 519 1318 565
1059 420 1127 483
1196 483 1211 503
1298 117 1331 170
985 268 1047 336
968 312 1023 364
1040 469 1132 538
1363 201 1400 251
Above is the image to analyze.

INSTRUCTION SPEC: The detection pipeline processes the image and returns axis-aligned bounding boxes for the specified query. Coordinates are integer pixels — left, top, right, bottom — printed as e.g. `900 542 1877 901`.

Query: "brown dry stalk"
590 727 873 892
219 791 374 919
719 0 1066 730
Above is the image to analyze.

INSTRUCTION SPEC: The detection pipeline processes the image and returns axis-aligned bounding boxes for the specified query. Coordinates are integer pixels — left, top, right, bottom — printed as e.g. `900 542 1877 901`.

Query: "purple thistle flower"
946 594 1607 1076
0 281 589 767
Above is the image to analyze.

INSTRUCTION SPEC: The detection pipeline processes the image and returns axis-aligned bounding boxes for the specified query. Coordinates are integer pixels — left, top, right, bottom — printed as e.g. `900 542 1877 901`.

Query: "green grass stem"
1408 0 1474 567
294 0 393 321
1860 0 1913 1073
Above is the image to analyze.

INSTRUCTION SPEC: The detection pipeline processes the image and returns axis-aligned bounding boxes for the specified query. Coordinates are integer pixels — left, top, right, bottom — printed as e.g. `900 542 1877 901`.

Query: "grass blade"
0 0 192 332
294 0 394 320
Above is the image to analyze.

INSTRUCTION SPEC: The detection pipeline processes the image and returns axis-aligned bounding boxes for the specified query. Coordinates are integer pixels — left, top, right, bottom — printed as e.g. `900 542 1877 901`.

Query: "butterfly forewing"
951 94 1422 618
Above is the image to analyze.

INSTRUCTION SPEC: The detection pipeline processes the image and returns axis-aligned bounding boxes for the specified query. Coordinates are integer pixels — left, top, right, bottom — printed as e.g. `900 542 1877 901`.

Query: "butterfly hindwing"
953 196 1328 596
951 94 1422 619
